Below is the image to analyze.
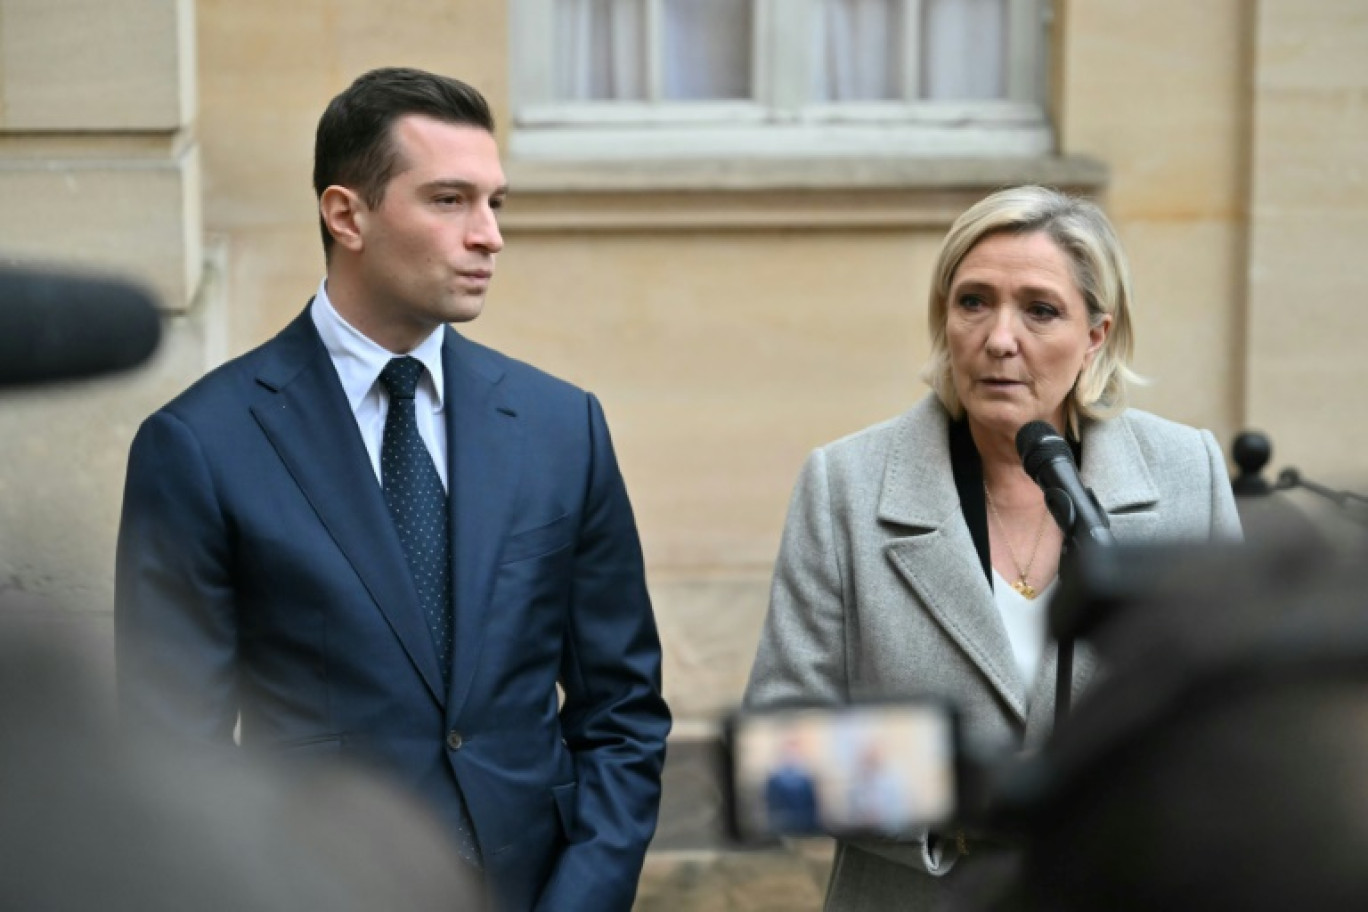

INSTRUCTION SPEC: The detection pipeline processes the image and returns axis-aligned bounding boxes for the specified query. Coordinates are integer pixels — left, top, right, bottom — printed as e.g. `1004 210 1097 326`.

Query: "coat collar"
1079 413 1163 542
877 399 1163 531
877 397 965 529
876 397 1150 727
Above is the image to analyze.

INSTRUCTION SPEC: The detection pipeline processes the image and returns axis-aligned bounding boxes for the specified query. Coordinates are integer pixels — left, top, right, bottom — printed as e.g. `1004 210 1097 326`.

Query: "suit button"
446 730 464 750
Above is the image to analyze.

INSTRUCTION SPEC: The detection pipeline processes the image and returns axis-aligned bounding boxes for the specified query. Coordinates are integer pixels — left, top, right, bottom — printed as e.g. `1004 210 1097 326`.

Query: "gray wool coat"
744 395 1243 912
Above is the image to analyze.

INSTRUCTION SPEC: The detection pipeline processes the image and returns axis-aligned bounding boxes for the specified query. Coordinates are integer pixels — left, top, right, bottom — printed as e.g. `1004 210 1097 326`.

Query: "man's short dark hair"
313 67 496 256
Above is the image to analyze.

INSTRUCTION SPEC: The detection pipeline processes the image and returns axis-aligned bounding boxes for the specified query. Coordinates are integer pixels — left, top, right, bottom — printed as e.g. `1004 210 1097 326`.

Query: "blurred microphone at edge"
0 264 163 387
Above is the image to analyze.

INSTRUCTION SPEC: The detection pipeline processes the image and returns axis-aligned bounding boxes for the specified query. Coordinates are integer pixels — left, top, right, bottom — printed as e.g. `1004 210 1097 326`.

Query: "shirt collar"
310 278 446 412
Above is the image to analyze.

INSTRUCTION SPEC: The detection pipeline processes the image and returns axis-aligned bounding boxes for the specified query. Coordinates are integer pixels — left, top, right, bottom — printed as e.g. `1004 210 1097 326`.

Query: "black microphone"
1016 420 1115 550
0 265 162 387
1017 420 1116 726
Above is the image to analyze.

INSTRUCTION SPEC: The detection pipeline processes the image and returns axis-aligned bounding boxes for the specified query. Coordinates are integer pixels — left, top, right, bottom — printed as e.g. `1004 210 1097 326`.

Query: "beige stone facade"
3 0 1365 758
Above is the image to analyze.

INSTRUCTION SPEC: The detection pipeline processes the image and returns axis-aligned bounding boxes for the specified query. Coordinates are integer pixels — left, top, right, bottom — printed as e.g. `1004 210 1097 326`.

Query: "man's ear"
319 186 366 253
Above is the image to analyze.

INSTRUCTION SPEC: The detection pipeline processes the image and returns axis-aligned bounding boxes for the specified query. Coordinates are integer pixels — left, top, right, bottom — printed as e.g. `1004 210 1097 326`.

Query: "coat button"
446 730 464 750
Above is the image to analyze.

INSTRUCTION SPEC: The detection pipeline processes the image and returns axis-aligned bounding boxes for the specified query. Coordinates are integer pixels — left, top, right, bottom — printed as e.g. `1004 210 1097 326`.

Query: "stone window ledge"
501 155 1107 231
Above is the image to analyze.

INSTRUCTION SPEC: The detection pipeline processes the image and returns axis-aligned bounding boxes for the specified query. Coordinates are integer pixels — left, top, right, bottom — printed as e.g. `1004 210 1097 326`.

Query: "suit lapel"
880 399 1027 721
249 310 446 705
441 329 523 720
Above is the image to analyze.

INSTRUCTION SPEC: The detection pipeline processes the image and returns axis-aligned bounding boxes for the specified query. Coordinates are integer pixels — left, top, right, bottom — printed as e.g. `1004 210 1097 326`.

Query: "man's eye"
435 195 462 206
490 197 505 211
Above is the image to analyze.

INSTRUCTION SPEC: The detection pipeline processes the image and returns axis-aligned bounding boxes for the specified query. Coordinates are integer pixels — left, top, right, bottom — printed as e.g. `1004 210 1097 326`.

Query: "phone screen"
726 701 957 841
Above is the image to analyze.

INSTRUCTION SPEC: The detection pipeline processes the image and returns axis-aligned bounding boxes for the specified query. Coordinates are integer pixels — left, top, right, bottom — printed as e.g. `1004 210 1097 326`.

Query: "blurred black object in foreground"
0 603 482 912
980 541 1368 911
0 264 162 386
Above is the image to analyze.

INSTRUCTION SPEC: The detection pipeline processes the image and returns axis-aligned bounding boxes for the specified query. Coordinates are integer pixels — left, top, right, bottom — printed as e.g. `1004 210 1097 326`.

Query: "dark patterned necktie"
378 357 454 675
378 356 482 865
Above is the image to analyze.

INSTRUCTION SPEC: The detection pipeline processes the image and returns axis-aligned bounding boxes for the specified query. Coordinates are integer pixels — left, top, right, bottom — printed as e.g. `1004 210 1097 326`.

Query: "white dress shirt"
309 279 449 491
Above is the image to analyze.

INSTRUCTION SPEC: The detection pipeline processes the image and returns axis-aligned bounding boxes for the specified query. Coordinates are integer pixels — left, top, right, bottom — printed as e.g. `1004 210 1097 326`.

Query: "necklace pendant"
1012 577 1038 600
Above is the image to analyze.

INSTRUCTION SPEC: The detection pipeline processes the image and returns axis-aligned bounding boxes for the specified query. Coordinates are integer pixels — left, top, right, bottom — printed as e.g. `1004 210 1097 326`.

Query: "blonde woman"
745 185 1241 911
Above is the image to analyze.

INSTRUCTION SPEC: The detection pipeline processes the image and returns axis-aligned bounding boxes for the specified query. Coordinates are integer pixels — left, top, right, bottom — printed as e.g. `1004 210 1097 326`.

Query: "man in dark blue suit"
116 67 670 911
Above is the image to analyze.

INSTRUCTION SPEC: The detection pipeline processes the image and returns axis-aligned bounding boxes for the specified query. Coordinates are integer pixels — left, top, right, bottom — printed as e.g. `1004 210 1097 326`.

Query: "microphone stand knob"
1232 431 1273 496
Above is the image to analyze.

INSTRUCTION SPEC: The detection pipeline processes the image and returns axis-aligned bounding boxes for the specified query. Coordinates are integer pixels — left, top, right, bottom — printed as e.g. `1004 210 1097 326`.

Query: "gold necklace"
984 484 1049 600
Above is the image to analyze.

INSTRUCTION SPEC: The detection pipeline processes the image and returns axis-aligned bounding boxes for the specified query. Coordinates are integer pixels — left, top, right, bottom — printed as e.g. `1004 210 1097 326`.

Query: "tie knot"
379 356 425 400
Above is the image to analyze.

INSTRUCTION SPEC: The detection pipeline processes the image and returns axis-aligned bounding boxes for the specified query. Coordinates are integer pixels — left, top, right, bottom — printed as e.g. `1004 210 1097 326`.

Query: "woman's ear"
319 186 366 254
1084 313 1114 365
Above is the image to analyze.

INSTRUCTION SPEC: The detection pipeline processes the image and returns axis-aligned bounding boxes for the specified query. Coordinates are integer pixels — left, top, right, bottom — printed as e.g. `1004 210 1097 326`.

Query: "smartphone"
722 700 960 843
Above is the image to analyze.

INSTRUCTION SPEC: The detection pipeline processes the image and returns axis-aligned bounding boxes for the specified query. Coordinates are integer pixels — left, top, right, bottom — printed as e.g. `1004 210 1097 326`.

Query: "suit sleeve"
115 410 239 743
1201 429 1244 542
744 448 849 707
536 393 671 912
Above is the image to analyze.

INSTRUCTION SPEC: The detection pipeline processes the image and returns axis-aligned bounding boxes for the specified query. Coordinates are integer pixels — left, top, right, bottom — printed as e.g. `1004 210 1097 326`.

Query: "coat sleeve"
535 393 671 912
1201 429 1244 542
743 448 960 877
744 447 849 707
115 409 239 743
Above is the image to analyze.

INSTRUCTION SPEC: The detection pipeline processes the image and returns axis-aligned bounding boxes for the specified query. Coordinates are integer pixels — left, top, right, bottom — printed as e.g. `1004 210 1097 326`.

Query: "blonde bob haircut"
920 185 1143 439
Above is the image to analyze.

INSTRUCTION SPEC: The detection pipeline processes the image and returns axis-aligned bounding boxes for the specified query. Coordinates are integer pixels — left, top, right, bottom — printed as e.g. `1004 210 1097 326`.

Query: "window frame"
509 0 1054 160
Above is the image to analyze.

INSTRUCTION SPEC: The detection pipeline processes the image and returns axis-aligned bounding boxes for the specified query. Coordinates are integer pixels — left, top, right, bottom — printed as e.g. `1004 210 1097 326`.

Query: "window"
509 0 1053 160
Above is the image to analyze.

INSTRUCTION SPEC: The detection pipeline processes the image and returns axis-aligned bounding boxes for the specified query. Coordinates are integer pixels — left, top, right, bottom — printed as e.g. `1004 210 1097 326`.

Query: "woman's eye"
957 294 986 310
1028 302 1060 320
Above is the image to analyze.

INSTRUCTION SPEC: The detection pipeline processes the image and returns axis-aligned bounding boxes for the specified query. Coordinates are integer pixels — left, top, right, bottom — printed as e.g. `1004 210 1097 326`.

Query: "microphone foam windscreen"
0 266 162 387
1016 420 1073 477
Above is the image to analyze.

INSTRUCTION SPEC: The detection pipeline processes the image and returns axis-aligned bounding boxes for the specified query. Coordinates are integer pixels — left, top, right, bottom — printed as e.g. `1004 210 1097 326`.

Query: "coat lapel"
870 406 1160 731
441 329 523 720
879 399 1027 721
1081 415 1163 544
249 310 446 705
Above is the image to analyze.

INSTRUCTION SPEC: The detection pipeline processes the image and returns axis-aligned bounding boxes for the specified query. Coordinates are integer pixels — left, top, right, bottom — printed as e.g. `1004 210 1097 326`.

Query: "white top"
309 279 449 491
991 568 1056 695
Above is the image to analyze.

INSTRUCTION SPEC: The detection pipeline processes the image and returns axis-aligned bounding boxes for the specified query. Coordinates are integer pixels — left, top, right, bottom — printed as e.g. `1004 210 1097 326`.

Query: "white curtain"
555 0 1004 104
817 0 1006 102
555 0 646 100
921 0 1005 100
661 0 752 100
554 0 751 101
815 0 904 101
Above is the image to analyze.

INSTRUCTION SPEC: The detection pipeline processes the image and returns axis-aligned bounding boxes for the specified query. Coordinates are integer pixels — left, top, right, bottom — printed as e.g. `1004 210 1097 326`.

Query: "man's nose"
467 203 503 254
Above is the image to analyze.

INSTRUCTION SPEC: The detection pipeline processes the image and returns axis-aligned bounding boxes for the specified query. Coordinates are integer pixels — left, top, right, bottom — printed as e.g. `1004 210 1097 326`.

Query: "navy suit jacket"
116 308 671 911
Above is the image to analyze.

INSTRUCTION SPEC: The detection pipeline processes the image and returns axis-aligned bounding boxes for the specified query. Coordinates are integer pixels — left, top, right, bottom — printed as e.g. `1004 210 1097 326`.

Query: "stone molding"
502 155 1108 231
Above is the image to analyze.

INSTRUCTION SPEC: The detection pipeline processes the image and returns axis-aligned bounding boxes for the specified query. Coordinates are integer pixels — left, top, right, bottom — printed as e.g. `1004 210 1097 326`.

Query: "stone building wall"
1245 0 1368 486
0 0 212 616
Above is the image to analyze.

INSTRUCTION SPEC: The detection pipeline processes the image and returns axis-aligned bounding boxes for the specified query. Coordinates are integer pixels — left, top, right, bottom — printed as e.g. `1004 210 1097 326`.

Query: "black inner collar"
950 417 1084 587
